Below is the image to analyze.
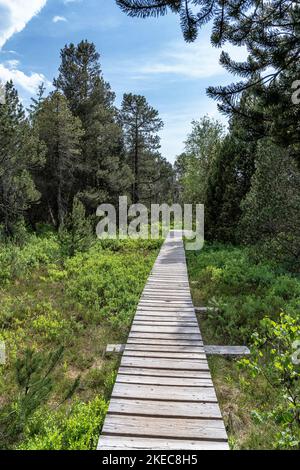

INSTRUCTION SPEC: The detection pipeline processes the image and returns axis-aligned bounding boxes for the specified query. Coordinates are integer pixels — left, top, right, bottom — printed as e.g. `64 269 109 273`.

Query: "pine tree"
54 41 132 211
35 91 84 228
28 82 46 120
117 2 300 117
238 139 300 267
59 196 93 256
0 81 45 238
120 93 164 204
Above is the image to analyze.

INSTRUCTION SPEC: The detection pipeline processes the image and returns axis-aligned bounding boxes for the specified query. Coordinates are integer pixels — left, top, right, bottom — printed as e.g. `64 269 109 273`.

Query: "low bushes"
187 244 300 343
0 235 161 449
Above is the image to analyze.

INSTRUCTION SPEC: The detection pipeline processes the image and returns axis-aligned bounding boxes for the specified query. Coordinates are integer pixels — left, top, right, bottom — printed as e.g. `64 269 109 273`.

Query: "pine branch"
116 0 180 18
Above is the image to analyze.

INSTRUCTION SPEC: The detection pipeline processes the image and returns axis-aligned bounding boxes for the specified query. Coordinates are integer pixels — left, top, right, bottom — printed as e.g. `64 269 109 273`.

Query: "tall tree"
0 81 45 238
238 139 300 267
54 41 132 210
120 93 164 204
35 91 84 228
176 116 225 204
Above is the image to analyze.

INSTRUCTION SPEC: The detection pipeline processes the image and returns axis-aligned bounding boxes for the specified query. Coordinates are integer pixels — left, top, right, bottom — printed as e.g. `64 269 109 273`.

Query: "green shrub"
64 240 160 331
239 313 300 449
18 397 108 450
186 244 300 343
0 235 60 285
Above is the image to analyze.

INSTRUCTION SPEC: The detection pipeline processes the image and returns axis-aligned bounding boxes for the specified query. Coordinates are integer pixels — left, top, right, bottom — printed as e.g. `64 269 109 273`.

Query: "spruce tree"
238 139 300 267
54 41 132 211
0 81 45 238
120 93 164 204
35 91 84 228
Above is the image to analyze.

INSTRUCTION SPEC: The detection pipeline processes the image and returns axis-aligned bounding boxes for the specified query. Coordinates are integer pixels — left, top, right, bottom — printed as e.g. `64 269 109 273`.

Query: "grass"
0 235 162 449
186 242 300 450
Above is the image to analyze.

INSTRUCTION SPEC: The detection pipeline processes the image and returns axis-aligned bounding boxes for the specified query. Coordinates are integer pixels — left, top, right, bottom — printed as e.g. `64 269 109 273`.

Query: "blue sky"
0 0 247 162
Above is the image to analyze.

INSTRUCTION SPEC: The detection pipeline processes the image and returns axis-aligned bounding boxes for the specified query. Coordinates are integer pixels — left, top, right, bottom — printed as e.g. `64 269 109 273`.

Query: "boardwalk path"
98 231 229 450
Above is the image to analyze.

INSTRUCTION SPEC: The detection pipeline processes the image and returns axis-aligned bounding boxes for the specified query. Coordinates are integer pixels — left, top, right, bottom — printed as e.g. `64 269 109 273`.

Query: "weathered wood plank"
107 398 221 417
205 345 250 355
127 338 203 346
123 351 206 360
133 320 198 326
112 383 217 402
134 315 197 322
98 435 229 450
116 375 213 387
125 344 205 353
120 357 209 371
106 344 125 353
131 325 200 334
102 415 227 441
128 332 202 340
118 367 211 378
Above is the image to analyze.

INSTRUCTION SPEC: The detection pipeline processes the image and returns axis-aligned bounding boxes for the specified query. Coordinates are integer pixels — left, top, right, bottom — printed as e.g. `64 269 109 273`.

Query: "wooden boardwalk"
98 231 229 450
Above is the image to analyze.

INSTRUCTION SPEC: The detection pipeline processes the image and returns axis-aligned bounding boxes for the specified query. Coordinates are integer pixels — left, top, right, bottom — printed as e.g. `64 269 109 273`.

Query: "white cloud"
0 0 47 48
136 40 248 79
5 58 20 69
0 1 49 94
53 15 67 23
0 63 48 93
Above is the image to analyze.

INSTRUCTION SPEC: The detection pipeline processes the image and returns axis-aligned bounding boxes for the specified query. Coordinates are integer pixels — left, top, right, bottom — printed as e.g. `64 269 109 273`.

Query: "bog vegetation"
0 0 300 450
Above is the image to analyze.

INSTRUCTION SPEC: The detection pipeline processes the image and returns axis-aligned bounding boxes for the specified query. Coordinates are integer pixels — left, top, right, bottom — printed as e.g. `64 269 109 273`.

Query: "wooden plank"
128 332 202 340
118 367 211 378
106 344 125 353
133 320 198 326
125 344 204 352
112 383 217 402
102 415 227 441
139 301 193 305
131 326 200 334
116 375 213 387
107 398 221 418
205 345 250 355
107 343 249 356
98 435 229 450
136 309 196 314
127 338 203 346
134 315 197 321
121 356 209 370
123 351 206 360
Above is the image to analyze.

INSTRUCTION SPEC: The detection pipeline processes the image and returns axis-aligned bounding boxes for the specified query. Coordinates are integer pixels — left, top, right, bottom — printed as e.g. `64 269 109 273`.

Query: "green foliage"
35 91 84 228
18 396 108 450
240 314 300 449
0 234 60 285
54 40 133 212
187 244 300 343
31 302 79 344
204 130 256 242
59 197 93 257
120 93 167 204
0 346 67 448
0 82 45 238
0 235 159 449
238 139 300 270
175 116 224 205
63 238 160 332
